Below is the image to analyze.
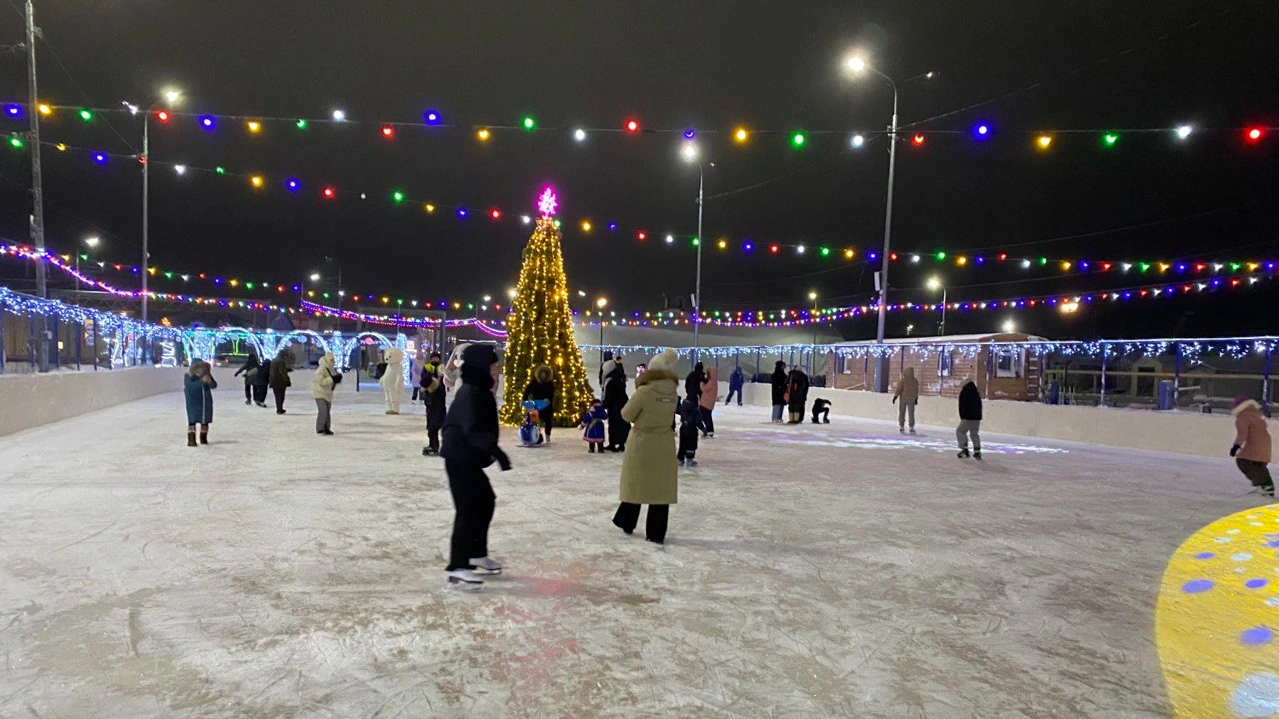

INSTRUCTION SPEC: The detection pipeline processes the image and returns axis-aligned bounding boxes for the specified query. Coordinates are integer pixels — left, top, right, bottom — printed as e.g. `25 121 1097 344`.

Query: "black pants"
252 383 268 404
607 415 630 449
272 386 286 412
243 380 253 402
542 410 554 439
427 427 440 452
698 406 714 435
725 386 742 405
678 425 698 461
812 407 829 423
613 502 669 543
1238 458 1274 489
445 460 496 570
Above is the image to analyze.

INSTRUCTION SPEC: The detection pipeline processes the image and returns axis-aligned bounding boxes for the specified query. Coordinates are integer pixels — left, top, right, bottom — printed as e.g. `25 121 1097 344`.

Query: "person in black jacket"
957 378 983 459
421 352 447 456
787 366 810 424
440 344 511 586
684 362 706 403
233 351 260 406
522 365 556 442
602 361 630 452
770 361 788 423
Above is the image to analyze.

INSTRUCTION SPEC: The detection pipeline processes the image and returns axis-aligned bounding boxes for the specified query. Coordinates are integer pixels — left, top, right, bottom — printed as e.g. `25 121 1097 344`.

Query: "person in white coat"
312 352 340 435
380 347 405 415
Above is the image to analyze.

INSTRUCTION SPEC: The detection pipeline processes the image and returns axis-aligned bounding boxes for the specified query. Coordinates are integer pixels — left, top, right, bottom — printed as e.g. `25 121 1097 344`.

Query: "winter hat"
649 348 678 372
1233 395 1261 415
461 343 499 368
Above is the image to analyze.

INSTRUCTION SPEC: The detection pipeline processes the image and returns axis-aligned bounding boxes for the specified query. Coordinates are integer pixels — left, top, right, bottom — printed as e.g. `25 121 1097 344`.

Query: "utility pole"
25 0 49 372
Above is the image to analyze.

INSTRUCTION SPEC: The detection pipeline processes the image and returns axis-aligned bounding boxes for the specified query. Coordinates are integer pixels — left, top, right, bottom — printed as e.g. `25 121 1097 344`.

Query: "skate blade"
446 577 484 590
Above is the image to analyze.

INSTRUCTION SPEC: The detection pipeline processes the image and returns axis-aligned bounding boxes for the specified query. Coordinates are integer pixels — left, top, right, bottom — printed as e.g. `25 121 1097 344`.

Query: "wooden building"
826 333 1048 402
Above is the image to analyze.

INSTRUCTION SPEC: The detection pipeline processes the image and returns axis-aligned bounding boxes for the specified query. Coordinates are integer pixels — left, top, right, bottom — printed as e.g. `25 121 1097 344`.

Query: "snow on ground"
0 380 1260 718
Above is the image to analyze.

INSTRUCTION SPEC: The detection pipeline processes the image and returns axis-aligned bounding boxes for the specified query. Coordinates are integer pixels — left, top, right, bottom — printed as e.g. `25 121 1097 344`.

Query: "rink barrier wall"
720 381 1237 459
0 367 189 437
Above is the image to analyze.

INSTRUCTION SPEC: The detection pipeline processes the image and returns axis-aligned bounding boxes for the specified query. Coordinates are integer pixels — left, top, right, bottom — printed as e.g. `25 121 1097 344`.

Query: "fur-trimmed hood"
1233 399 1262 416
534 364 554 383
636 367 679 388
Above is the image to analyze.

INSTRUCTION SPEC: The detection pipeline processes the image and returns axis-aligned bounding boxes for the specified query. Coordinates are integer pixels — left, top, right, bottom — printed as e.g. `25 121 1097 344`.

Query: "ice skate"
899 426 905 433
974 450 982 460
686 459 698 467
256 402 267 408
470 557 502 575
958 448 970 459
677 459 686 467
187 431 197 447
446 569 484 587
244 399 251 406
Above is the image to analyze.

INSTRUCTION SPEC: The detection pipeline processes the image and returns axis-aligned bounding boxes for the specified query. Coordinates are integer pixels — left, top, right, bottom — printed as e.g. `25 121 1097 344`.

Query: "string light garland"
498 187 594 427
8 101 1275 151
20 140 1279 286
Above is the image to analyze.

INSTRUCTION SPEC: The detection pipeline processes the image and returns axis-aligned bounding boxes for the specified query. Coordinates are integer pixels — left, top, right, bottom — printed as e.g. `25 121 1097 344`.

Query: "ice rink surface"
0 381 1261 718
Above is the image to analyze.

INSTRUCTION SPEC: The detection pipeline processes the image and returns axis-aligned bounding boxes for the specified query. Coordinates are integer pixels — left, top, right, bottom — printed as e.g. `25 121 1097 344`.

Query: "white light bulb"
173 164 187 175
332 109 347 122
1176 125 1192 140
521 215 531 225
851 134 865 148
573 128 586 141
665 234 674 244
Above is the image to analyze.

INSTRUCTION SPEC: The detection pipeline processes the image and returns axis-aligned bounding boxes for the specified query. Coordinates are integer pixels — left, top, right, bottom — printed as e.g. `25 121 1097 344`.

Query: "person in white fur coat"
380 347 405 415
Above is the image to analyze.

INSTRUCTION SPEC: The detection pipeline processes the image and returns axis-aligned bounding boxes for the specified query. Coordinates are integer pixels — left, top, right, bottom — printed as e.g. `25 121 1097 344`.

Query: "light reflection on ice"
732 428 1068 455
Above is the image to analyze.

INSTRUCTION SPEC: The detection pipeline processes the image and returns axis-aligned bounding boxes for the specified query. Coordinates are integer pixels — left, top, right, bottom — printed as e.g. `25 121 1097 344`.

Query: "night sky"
0 0 1276 340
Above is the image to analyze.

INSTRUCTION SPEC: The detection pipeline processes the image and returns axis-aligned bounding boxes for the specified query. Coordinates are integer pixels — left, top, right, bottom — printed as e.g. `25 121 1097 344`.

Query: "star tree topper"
537 187 558 217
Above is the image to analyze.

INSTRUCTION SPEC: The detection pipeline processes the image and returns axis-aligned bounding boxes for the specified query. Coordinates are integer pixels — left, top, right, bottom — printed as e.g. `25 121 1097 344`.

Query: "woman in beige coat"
612 349 680 544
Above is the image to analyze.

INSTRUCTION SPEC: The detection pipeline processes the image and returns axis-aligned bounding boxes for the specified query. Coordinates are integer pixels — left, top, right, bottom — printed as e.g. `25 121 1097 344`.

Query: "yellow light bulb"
247 121 262 133
424 203 436 214
717 239 727 250
250 175 264 188
37 103 52 116
1037 134 1053 149
844 249 855 259
581 221 592 232
477 128 491 142
734 127 749 143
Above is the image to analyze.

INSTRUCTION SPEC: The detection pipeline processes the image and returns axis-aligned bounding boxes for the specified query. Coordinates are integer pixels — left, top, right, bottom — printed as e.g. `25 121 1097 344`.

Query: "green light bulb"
522 116 536 130
1040 257 1048 265
792 132 805 147
78 109 93 122
820 247 831 257
935 252 946 261
296 119 308 130
1103 133 1119 147
215 166 226 175
8 136 22 149
392 191 405 203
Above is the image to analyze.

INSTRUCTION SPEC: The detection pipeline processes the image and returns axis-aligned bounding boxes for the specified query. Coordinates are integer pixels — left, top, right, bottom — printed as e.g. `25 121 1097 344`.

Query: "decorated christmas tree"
499 188 594 427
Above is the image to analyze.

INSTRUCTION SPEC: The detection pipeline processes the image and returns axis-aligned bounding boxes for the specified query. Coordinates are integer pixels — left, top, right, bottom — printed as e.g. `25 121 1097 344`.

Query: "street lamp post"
77 236 100 292
809 291 819 347
126 88 181 325
596 297 608 364
683 143 711 363
846 55 933 391
927 276 946 335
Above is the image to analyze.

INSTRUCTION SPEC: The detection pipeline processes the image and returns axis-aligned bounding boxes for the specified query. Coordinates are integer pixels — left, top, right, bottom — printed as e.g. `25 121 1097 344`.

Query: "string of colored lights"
6 242 1278 331
12 137 1279 299
569 271 1278 328
7 100 1274 149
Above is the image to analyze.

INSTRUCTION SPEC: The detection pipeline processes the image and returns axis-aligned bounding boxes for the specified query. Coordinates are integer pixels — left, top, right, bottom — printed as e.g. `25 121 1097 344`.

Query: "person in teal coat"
185 360 218 447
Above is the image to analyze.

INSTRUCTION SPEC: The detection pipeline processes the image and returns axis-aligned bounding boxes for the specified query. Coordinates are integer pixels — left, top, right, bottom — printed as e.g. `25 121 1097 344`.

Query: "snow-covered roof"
829 332 1049 347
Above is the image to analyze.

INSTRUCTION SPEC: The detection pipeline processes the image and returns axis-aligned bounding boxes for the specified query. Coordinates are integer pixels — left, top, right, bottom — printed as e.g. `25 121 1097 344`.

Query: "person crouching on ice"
1231 395 1274 497
440 344 511 587
581 399 608 453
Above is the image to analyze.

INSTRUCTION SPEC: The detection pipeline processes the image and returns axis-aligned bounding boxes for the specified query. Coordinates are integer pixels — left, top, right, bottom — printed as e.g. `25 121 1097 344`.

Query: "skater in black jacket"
440 344 511 586
676 395 700 467
770 361 788 423
602 361 630 452
957 379 983 459
421 351 447 456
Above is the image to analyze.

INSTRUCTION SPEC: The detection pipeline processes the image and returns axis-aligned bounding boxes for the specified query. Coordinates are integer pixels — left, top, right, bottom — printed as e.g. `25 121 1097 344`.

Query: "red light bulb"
489 208 501 220
637 231 647 241
624 118 639 133
912 134 926 146
769 244 780 254
1246 127 1264 142
156 110 170 123
322 187 336 199
381 125 395 139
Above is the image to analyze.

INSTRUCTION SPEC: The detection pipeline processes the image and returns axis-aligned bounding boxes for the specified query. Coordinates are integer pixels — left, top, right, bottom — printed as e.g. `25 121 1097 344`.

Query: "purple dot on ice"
1242 626 1274 646
1182 579 1215 594
1267 540 1279 548
1247 578 1269 589
1196 552 1216 560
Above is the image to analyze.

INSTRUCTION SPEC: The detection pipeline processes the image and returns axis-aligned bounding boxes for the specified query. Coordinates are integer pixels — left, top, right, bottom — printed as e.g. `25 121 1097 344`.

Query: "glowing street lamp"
125 87 183 323
926 276 947 335
844 51 936 389
683 146 714 360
